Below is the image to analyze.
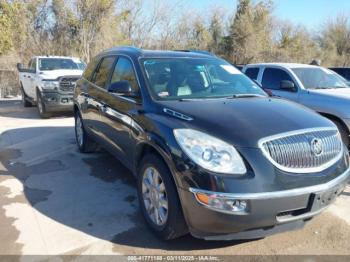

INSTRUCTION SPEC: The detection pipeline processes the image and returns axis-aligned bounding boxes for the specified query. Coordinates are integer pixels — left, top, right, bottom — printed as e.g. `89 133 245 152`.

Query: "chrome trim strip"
189 165 350 200
258 127 343 173
163 108 193 121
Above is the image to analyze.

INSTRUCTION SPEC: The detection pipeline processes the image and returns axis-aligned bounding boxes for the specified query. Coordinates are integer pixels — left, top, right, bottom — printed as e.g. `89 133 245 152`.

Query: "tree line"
0 0 350 68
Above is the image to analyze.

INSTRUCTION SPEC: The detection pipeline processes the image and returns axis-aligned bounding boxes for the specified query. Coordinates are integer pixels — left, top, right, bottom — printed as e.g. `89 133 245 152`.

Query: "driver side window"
111 57 139 93
29 59 36 72
262 68 295 90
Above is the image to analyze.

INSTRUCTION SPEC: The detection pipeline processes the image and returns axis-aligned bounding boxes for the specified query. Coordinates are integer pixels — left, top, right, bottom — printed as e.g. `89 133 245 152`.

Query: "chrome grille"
59 76 79 92
259 128 343 173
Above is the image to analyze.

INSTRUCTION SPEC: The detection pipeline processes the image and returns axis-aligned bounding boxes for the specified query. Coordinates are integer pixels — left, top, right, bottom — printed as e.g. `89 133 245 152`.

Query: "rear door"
261 67 299 102
98 56 142 168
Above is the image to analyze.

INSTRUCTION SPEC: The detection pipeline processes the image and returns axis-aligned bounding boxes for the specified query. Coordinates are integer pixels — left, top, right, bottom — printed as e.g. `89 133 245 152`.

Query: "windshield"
142 58 266 100
292 67 348 89
39 58 83 71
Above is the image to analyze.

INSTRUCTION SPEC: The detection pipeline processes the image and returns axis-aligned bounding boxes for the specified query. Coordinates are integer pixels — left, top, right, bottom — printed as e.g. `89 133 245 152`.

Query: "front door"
261 67 299 102
98 56 142 168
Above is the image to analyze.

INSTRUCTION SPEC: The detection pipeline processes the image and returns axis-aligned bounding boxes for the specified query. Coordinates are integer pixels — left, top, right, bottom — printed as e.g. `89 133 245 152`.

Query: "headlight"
42 80 59 90
173 129 247 174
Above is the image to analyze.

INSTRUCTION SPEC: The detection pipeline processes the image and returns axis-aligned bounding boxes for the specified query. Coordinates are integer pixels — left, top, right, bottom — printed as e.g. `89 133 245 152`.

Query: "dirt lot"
0 99 350 257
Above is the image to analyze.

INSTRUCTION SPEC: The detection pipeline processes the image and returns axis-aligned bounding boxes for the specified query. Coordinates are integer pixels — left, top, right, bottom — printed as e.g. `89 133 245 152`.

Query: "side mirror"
108 80 139 98
17 63 24 72
280 80 296 92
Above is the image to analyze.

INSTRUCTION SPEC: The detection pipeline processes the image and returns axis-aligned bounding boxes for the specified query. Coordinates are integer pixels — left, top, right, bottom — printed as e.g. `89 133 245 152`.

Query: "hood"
308 87 350 99
158 97 334 148
39 69 83 80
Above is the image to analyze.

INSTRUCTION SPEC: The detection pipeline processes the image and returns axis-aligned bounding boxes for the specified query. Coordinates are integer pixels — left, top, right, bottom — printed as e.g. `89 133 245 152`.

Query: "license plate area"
311 184 345 210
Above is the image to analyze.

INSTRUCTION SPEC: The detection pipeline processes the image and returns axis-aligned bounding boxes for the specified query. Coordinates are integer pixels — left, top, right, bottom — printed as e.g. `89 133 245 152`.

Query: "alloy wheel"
37 94 43 113
75 115 84 147
142 166 168 226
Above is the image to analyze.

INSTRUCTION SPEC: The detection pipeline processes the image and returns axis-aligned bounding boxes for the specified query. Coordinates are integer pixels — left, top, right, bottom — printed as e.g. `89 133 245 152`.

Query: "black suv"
74 47 350 241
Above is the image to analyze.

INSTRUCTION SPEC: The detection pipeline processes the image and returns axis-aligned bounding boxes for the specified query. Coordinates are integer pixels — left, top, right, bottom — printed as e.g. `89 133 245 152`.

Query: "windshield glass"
142 58 266 100
292 67 348 89
39 58 83 71
76 62 86 70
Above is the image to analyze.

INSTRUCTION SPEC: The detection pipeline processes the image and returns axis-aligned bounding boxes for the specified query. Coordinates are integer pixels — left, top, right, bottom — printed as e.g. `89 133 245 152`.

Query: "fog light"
46 97 56 102
192 190 249 214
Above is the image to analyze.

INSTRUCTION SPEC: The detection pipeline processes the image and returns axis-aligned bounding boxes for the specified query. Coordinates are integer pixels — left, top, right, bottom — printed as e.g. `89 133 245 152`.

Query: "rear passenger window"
245 68 259 80
111 57 139 93
83 57 99 80
92 56 116 88
262 68 294 90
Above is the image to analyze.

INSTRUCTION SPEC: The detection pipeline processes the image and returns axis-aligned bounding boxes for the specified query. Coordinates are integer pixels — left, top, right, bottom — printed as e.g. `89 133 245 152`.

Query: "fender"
134 132 182 188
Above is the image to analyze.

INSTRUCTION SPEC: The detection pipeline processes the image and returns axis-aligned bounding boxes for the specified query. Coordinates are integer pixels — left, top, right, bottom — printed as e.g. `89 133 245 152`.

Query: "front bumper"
179 165 350 240
41 91 74 112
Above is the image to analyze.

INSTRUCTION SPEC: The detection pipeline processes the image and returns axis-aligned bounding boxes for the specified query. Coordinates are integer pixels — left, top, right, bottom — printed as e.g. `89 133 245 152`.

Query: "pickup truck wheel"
333 120 349 149
74 111 98 153
138 154 188 240
36 91 50 118
20 85 32 107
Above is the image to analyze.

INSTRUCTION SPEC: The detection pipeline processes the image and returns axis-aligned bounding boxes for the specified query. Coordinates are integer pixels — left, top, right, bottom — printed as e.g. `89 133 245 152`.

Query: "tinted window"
262 68 294 90
142 58 266 100
39 58 80 71
330 68 350 80
245 67 259 80
111 57 139 92
92 56 116 88
83 57 99 80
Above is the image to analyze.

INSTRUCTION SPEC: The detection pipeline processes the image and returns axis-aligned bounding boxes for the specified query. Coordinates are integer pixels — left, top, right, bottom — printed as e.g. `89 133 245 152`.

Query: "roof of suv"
245 63 319 69
100 46 216 59
35 56 82 60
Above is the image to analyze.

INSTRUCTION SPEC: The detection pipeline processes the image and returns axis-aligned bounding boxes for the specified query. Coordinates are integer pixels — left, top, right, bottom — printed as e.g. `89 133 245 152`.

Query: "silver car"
243 63 350 147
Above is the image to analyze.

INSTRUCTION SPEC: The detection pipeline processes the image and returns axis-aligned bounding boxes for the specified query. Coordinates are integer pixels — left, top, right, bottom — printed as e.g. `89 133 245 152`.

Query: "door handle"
99 104 107 113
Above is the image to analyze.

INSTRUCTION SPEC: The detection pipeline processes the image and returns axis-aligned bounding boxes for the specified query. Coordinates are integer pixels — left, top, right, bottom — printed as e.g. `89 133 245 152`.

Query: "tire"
36 91 51 118
20 85 32 107
137 154 188 240
74 110 98 153
333 120 349 149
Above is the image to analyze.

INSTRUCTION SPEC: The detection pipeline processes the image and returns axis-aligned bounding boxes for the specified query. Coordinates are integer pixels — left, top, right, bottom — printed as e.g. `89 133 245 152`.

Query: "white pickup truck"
17 56 85 118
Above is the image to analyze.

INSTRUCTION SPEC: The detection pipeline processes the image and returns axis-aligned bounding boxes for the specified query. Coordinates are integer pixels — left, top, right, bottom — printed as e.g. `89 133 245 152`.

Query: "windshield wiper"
314 86 345 89
228 94 265 99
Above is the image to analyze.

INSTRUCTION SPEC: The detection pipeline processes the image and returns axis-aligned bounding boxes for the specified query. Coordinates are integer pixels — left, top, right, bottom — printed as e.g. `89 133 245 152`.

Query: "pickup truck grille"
59 76 80 92
259 128 343 173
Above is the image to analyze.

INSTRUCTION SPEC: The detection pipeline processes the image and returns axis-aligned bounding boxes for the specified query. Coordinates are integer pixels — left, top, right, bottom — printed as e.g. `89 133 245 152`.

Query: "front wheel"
36 91 50 118
20 85 32 107
137 154 188 240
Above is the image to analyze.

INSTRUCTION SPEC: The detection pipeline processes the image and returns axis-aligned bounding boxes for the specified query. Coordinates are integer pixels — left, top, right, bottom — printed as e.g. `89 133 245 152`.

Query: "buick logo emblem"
310 138 323 156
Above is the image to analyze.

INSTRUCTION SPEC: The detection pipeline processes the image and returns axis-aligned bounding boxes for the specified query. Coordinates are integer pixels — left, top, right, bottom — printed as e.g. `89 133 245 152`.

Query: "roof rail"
174 49 216 57
104 46 142 53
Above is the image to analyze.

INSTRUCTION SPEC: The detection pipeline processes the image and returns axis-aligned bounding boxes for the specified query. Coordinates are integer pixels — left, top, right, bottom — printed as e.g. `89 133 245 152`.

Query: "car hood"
39 69 83 80
308 87 350 99
158 97 334 148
